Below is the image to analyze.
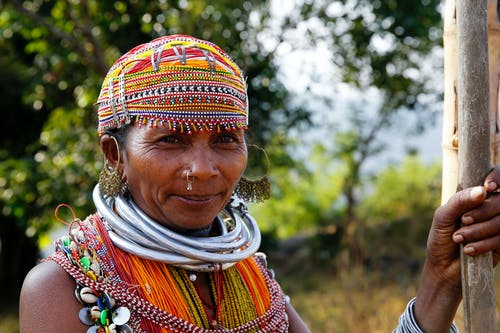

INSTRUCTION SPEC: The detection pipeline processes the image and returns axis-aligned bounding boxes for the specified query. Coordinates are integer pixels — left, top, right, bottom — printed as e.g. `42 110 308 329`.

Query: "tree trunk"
340 175 364 267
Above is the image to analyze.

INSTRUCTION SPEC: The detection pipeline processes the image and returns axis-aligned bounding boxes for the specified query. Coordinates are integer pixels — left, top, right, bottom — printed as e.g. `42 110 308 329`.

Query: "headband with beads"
96 34 248 135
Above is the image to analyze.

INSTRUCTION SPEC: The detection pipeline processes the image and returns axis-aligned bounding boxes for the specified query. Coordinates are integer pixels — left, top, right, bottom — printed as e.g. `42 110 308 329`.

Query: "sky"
269 0 444 172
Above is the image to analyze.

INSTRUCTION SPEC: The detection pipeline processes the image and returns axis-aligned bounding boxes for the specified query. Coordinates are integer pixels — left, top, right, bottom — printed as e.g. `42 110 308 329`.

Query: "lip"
175 193 221 204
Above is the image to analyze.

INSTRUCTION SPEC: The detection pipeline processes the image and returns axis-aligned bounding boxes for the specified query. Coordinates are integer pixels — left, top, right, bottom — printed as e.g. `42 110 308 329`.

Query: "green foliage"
360 155 442 262
0 1 313 307
0 0 446 308
0 0 309 241
250 141 345 238
0 107 99 235
360 155 441 225
289 0 444 262
304 0 443 112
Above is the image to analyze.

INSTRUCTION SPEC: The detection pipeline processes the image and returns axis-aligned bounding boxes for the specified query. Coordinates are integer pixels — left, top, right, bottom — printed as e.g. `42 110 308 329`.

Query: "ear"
100 134 122 171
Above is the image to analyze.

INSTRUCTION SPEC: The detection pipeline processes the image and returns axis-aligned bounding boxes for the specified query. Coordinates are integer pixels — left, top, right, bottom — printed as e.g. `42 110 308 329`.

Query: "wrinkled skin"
21 125 500 333
116 125 248 231
20 125 312 333
415 167 500 333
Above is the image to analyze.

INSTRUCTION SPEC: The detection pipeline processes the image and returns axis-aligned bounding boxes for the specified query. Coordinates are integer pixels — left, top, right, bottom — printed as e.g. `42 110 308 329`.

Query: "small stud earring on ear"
98 136 125 197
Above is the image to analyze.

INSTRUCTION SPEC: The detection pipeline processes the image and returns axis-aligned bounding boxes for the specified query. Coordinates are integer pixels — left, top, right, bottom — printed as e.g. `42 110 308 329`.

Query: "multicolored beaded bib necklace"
48 211 289 332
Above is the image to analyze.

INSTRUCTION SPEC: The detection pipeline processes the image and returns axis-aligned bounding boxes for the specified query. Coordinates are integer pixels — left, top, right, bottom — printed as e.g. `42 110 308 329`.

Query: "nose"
188 145 219 180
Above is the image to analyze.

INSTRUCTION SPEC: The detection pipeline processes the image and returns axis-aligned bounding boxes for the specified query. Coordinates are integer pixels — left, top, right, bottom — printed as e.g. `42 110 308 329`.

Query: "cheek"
123 153 178 188
237 158 248 178
231 153 248 180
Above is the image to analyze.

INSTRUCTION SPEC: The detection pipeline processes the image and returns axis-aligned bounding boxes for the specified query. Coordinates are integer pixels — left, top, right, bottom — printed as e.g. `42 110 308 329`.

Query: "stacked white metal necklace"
92 185 261 272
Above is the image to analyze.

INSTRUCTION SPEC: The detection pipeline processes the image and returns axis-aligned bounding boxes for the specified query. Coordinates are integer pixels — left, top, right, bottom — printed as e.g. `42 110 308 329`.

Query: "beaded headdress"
96 34 248 135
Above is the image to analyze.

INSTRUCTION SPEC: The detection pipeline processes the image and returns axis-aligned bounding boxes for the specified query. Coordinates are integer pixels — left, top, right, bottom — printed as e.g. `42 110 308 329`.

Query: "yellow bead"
86 270 97 281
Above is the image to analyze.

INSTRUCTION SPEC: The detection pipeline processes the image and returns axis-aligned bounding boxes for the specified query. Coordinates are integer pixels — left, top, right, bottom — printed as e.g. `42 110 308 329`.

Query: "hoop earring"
186 169 193 191
98 136 125 197
234 145 271 203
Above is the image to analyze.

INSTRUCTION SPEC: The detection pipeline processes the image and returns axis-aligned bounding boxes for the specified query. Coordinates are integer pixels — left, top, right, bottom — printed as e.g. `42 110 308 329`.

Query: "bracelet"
393 297 459 333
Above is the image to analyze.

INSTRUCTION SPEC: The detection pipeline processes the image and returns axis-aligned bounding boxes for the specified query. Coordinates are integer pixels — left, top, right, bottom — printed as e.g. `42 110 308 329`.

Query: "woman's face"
121 124 247 232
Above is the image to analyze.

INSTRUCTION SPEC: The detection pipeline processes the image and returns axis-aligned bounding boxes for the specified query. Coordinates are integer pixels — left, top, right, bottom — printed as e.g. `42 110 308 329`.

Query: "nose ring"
186 169 193 191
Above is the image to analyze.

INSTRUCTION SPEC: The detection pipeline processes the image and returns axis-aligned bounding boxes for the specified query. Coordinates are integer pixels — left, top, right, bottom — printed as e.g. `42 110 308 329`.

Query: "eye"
159 134 183 144
215 132 240 144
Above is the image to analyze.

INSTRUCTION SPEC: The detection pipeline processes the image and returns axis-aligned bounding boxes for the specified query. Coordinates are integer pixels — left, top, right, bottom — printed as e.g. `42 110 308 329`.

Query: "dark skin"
415 168 500 332
20 125 311 333
118 125 248 232
20 124 500 332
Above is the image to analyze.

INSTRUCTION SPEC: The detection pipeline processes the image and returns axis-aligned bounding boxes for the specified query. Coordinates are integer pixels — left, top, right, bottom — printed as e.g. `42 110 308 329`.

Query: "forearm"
413 261 462 333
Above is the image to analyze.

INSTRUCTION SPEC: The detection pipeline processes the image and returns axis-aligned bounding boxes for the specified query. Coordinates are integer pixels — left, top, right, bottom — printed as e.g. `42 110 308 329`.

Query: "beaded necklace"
111 244 268 331
48 214 289 332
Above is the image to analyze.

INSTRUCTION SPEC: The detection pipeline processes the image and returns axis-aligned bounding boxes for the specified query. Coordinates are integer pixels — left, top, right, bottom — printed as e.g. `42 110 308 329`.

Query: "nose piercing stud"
186 169 193 191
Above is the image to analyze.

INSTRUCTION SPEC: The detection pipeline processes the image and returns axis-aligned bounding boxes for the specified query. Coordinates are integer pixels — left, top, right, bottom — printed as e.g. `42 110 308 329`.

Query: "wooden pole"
456 0 497 332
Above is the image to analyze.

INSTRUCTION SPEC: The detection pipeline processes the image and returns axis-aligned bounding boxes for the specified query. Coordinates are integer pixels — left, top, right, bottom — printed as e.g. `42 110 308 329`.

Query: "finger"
435 186 486 227
461 193 500 225
453 216 500 244
483 166 500 191
462 234 500 256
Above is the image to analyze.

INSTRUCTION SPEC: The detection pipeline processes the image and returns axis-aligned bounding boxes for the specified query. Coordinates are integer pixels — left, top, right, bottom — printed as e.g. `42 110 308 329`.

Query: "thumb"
434 186 486 227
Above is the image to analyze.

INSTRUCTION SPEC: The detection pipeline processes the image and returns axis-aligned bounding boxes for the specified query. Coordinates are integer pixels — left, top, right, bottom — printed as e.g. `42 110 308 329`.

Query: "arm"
414 167 500 333
286 302 311 333
20 260 85 333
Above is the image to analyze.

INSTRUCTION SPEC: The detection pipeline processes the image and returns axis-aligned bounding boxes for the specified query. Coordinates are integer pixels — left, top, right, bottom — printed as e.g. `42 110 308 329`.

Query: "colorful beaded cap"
96 34 248 135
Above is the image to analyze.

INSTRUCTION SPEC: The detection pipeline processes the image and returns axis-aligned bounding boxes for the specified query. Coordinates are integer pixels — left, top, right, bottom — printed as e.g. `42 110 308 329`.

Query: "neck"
181 223 214 237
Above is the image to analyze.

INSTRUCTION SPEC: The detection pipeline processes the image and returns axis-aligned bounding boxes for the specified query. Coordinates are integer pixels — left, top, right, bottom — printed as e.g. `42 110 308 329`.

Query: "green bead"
100 309 108 325
80 256 91 269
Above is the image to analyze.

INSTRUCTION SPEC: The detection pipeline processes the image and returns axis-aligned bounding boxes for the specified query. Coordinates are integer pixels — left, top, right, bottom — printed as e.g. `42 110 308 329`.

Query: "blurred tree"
360 155 441 270
0 0 446 308
292 0 444 264
251 139 344 238
0 0 308 307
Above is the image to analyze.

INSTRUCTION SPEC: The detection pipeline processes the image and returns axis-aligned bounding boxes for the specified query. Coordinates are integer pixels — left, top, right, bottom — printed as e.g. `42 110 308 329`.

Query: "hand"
414 166 500 333
453 168 500 265
427 167 500 287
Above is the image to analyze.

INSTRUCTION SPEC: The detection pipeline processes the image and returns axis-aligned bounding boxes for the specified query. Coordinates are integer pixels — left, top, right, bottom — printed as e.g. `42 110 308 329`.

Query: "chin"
162 213 217 232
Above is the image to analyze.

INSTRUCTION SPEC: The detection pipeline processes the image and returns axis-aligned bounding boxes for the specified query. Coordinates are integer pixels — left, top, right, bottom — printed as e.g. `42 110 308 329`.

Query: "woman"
19 35 500 333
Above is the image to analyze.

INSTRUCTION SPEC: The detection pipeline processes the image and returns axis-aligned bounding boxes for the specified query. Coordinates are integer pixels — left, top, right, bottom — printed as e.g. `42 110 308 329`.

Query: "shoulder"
20 260 86 333
21 259 75 297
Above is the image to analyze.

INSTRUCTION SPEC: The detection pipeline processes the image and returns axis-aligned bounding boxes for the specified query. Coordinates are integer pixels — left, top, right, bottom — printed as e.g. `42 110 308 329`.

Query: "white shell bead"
108 323 117 333
86 326 98 333
70 228 79 238
80 287 99 304
90 305 101 320
108 296 116 309
78 307 94 326
112 306 131 325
